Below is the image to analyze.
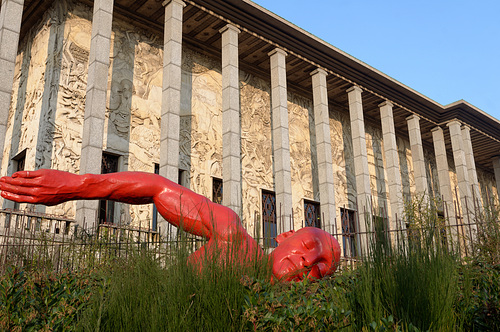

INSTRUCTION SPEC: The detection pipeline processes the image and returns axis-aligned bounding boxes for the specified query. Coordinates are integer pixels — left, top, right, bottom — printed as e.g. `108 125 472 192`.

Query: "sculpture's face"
270 227 341 281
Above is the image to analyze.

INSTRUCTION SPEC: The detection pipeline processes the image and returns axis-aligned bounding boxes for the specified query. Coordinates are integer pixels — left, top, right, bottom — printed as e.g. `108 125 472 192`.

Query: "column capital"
219 23 240 35
431 126 443 133
406 114 420 122
378 100 393 108
162 0 186 7
310 68 327 77
461 124 471 132
346 85 362 94
446 119 461 128
268 48 287 57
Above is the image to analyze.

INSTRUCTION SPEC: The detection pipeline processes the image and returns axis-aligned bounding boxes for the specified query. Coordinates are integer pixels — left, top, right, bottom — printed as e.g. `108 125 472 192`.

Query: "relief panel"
49 5 91 217
397 136 415 202
329 109 355 212
240 73 273 235
182 49 223 199
365 124 389 216
288 93 314 230
477 168 499 206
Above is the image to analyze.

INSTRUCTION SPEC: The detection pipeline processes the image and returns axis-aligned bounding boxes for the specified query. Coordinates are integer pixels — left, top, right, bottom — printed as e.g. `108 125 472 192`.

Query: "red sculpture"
0 169 340 281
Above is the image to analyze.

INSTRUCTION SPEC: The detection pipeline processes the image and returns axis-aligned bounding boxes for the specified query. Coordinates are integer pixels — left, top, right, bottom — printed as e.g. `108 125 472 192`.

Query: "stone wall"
3 0 498 232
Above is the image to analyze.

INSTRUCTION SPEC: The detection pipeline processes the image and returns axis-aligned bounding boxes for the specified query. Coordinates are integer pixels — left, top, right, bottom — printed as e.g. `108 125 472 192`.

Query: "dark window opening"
340 208 357 257
262 190 277 248
99 153 119 224
304 200 321 228
152 163 160 232
437 210 447 247
12 150 26 211
212 177 223 204
373 215 389 246
178 169 189 187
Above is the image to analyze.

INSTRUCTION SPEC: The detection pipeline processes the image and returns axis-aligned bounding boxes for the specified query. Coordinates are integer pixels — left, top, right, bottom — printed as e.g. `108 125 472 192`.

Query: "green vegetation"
1 201 499 331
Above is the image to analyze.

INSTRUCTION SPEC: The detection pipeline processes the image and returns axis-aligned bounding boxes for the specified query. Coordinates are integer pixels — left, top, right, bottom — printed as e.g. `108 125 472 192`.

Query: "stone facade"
2 0 499 241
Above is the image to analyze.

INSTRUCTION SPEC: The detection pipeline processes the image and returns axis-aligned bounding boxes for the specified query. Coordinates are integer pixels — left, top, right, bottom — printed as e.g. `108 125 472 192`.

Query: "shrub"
0 266 100 331
242 275 352 331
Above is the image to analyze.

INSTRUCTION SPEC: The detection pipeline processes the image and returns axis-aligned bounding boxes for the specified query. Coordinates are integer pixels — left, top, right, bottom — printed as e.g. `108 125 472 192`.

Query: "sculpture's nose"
300 256 309 267
301 252 317 267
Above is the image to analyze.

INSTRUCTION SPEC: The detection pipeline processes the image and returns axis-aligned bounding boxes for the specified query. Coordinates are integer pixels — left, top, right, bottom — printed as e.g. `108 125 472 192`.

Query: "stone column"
0 0 24 176
431 126 458 242
461 125 482 211
447 120 475 226
160 0 184 182
406 115 428 203
269 48 293 233
347 86 370 238
159 0 184 239
220 24 241 217
76 0 114 226
493 156 500 199
310 68 336 233
379 101 403 230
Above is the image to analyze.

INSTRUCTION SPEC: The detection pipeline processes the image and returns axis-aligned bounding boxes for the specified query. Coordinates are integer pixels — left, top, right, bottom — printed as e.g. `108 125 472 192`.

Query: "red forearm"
78 172 217 238
75 172 161 204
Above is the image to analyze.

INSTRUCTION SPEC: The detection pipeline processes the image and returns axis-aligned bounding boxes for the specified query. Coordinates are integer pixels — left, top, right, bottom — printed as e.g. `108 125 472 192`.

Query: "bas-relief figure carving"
240 73 273 234
50 11 91 217
329 110 356 211
397 137 415 202
107 19 164 226
35 2 69 172
18 25 51 173
424 148 440 200
288 94 314 229
366 124 389 213
2 4 57 199
477 168 499 205
182 49 223 199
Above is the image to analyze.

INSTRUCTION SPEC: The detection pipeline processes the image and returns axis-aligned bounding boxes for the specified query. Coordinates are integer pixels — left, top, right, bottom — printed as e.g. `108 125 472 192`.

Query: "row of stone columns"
1 0 498 238
0 0 24 176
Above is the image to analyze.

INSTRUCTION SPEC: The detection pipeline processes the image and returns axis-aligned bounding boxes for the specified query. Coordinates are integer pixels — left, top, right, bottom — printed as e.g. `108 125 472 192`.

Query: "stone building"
1 0 499 253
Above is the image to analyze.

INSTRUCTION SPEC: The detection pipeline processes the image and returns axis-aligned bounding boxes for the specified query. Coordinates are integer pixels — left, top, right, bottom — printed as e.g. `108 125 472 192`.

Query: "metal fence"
0 209 205 274
253 189 498 268
0 191 497 274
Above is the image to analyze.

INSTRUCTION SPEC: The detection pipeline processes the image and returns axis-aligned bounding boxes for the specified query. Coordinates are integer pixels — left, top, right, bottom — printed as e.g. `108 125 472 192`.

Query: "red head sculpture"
270 227 341 282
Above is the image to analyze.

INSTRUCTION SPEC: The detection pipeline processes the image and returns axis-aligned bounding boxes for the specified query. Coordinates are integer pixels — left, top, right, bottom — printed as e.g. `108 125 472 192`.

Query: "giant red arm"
0 169 239 238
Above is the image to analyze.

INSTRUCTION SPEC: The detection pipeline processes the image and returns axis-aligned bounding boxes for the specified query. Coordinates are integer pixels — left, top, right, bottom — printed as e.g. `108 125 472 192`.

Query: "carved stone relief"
397 136 415 202
50 5 90 217
329 109 355 211
240 73 273 235
365 124 389 215
423 147 439 201
18 24 51 173
182 49 223 199
477 168 499 205
288 93 314 230
107 17 163 226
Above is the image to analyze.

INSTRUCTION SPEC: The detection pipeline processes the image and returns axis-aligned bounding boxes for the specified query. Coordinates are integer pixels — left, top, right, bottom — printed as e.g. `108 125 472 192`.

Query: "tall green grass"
77 229 271 331
349 199 460 331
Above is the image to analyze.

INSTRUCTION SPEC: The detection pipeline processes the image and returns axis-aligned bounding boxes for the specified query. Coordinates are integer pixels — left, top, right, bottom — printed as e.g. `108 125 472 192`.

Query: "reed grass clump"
349 199 460 331
77 229 271 332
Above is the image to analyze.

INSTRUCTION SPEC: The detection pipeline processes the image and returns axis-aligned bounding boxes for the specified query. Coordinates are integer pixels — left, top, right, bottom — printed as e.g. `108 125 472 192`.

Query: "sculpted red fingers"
0 172 42 204
0 169 78 206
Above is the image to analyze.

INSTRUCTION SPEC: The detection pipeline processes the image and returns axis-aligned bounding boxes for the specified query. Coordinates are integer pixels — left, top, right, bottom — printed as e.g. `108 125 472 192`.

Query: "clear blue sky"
252 0 500 121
